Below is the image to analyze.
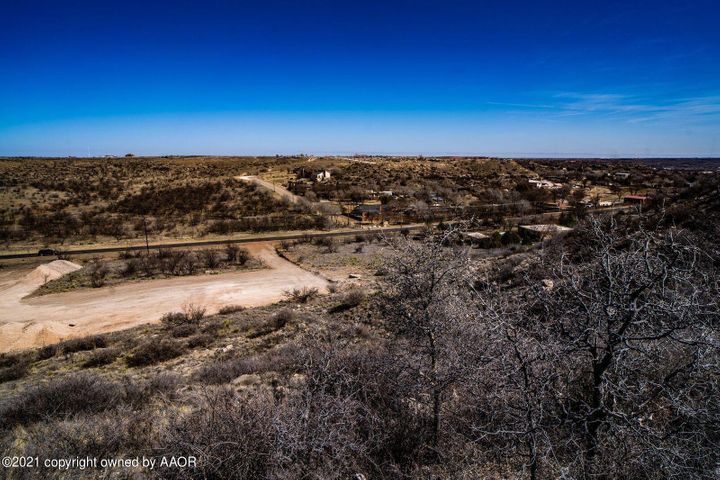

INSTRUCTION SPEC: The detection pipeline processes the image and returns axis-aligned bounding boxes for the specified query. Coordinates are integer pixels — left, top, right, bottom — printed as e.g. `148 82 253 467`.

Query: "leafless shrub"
200 249 222 269
225 244 250 265
194 343 303 385
155 388 276 478
0 361 30 384
170 323 197 338
81 348 120 368
218 304 245 315
330 287 366 313
15 407 153 471
161 304 205 327
59 335 107 355
120 258 139 277
272 307 294 328
0 373 122 428
161 311 189 326
125 339 186 367
184 303 206 323
314 236 337 253
36 344 58 360
86 259 109 287
187 333 215 349
284 286 319 303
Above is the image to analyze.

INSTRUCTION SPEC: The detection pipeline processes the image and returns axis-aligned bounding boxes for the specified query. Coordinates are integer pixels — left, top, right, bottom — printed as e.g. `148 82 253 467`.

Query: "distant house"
623 195 649 205
428 193 444 206
538 201 562 211
316 170 331 182
614 172 631 180
528 179 563 190
462 231 490 247
519 224 572 241
349 204 383 223
293 167 331 183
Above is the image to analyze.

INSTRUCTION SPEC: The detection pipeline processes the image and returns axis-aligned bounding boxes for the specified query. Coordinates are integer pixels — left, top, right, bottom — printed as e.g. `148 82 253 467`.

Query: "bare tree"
525 216 719 477
381 228 482 458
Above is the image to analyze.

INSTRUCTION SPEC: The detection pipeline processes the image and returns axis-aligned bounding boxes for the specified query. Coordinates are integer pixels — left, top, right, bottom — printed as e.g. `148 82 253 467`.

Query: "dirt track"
0 244 328 353
236 175 309 206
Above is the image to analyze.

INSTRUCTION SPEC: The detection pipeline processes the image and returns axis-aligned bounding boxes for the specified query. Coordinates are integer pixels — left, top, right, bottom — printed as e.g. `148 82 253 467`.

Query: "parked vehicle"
37 248 57 256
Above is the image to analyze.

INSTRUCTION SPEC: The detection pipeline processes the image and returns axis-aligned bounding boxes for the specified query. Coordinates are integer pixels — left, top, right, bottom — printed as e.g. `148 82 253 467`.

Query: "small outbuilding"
623 195 649 205
349 204 383 223
519 224 573 241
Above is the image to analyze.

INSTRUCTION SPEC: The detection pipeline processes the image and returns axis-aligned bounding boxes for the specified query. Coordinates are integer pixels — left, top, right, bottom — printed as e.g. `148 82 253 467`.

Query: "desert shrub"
284 286 319 303
124 372 181 405
330 287 366 313
161 311 188 326
314 237 337 253
200 249 222 269
193 358 257 384
165 345 391 479
225 244 250 265
161 304 205 327
59 335 107 355
118 250 135 260
125 339 186 368
236 247 250 265
185 303 206 322
272 308 295 328
86 260 109 288
0 352 29 369
155 388 276 478
170 323 198 338
120 258 139 277
343 287 366 306
81 348 121 368
194 344 302 385
201 319 224 335
0 373 122 428
187 333 215 349
36 344 58 360
218 304 245 315
16 407 152 469
0 361 29 384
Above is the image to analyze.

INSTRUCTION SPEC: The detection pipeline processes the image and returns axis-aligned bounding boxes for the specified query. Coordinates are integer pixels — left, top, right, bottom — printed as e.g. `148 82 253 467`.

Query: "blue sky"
1 0 719 157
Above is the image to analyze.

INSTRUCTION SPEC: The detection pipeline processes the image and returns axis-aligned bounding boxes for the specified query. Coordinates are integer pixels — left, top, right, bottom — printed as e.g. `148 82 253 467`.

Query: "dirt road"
236 175 309 206
0 244 328 353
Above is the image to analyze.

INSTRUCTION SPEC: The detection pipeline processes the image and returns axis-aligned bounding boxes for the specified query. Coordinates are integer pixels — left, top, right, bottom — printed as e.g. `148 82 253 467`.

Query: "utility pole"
142 216 150 254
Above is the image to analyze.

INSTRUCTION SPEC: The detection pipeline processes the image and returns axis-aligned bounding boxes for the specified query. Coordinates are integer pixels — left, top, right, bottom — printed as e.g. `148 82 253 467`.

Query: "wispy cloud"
489 91 720 125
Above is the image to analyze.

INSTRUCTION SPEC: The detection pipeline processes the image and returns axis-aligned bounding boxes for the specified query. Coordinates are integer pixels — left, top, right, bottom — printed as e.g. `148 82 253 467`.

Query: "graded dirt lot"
0 243 328 352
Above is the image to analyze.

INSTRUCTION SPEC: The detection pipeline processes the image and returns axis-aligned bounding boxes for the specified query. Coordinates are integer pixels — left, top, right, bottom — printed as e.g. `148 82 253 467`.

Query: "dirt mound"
23 260 82 287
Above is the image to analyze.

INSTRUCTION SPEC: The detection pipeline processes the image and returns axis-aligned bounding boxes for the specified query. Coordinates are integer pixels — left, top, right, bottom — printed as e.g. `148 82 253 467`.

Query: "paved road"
0 225 424 260
0 206 630 260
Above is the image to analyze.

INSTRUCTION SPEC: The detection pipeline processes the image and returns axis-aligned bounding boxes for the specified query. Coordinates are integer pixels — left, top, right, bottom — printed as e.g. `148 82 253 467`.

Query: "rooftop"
519 224 573 233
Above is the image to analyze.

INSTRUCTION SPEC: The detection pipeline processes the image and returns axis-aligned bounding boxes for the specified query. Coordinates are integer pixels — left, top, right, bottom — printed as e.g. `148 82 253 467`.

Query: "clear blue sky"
1 0 719 157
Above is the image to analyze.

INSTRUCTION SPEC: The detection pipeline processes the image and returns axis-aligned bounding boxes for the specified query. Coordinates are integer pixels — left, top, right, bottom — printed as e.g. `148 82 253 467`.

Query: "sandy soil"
0 243 327 352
